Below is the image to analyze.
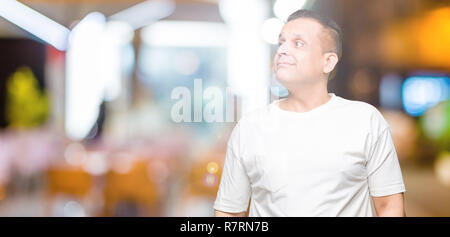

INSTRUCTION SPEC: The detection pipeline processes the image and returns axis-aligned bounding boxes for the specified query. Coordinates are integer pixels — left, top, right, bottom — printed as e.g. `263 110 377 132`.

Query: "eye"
296 41 304 47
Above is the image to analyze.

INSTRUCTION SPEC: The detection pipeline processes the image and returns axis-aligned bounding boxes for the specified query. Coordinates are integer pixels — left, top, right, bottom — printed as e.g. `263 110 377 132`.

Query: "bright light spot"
63 201 86 217
82 152 108 176
101 21 134 101
141 21 227 48
203 173 217 187
219 0 267 26
103 21 134 46
65 12 106 141
66 13 135 140
206 162 219 174
64 142 87 166
261 18 284 45
435 151 450 187
0 0 70 50
273 0 309 22
109 0 175 30
220 0 271 113
402 76 450 116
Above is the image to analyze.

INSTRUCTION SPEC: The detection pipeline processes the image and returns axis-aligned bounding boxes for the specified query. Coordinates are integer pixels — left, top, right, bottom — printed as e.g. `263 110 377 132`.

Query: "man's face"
274 18 330 86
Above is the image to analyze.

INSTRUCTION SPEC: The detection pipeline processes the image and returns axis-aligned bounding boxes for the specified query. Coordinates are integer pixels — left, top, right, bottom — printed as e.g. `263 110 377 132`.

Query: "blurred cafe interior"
0 0 449 216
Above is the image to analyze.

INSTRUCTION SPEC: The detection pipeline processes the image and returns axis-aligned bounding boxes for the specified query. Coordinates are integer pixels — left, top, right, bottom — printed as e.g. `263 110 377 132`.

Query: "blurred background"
0 0 449 217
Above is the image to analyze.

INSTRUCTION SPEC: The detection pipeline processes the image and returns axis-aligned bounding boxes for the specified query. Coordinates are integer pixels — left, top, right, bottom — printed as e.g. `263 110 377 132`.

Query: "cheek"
301 53 323 71
294 53 312 71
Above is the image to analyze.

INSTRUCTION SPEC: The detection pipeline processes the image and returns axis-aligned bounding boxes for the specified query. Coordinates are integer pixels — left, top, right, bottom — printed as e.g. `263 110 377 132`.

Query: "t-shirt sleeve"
366 125 406 197
213 121 252 213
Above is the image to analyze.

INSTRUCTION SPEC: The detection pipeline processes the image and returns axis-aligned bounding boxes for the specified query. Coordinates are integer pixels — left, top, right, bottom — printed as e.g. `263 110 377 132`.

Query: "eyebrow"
278 33 307 41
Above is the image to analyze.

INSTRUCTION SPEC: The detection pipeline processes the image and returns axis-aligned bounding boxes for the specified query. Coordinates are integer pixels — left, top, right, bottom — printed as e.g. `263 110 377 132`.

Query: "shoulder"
336 96 390 134
336 96 377 114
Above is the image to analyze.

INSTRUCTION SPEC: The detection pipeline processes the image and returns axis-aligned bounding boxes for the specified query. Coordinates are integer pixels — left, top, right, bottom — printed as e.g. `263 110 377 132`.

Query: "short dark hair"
287 9 342 60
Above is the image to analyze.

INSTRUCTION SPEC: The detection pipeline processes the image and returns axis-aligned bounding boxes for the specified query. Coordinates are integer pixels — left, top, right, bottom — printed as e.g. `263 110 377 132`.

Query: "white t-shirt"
214 93 406 217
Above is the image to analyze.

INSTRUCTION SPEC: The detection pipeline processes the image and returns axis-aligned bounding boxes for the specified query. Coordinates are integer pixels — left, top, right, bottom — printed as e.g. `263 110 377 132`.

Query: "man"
214 9 406 217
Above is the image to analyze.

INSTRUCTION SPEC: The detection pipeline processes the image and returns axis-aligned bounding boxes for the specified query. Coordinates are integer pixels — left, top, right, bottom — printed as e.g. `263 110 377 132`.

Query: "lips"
276 57 295 67
277 62 295 68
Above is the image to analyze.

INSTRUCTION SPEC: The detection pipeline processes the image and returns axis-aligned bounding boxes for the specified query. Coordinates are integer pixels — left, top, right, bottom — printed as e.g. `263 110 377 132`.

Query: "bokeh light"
434 151 450 187
273 0 309 22
402 76 450 117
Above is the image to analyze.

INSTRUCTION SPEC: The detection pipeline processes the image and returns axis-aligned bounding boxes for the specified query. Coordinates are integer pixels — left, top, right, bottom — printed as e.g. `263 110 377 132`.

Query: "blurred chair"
0 183 5 201
103 160 159 216
44 166 93 216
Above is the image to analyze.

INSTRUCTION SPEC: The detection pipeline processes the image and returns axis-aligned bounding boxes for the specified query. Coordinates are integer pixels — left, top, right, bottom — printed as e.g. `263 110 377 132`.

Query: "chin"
276 71 299 85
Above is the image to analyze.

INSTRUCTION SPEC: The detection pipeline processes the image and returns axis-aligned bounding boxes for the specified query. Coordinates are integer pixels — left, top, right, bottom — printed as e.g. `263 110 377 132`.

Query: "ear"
323 52 339 74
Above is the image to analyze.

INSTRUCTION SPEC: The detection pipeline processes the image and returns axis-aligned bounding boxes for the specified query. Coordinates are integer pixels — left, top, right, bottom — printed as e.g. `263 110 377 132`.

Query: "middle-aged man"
213 9 406 217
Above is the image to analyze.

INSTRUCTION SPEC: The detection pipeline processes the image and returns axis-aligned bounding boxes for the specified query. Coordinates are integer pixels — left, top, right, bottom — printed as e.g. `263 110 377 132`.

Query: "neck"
280 83 331 113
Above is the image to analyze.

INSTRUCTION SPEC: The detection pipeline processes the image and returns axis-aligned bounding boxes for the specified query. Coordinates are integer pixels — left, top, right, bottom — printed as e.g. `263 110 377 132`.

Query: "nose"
276 42 290 57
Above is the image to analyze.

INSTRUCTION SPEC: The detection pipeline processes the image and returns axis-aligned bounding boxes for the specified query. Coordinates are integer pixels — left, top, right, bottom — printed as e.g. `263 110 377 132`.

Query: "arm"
214 210 248 217
366 123 406 217
213 121 252 218
372 193 406 217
